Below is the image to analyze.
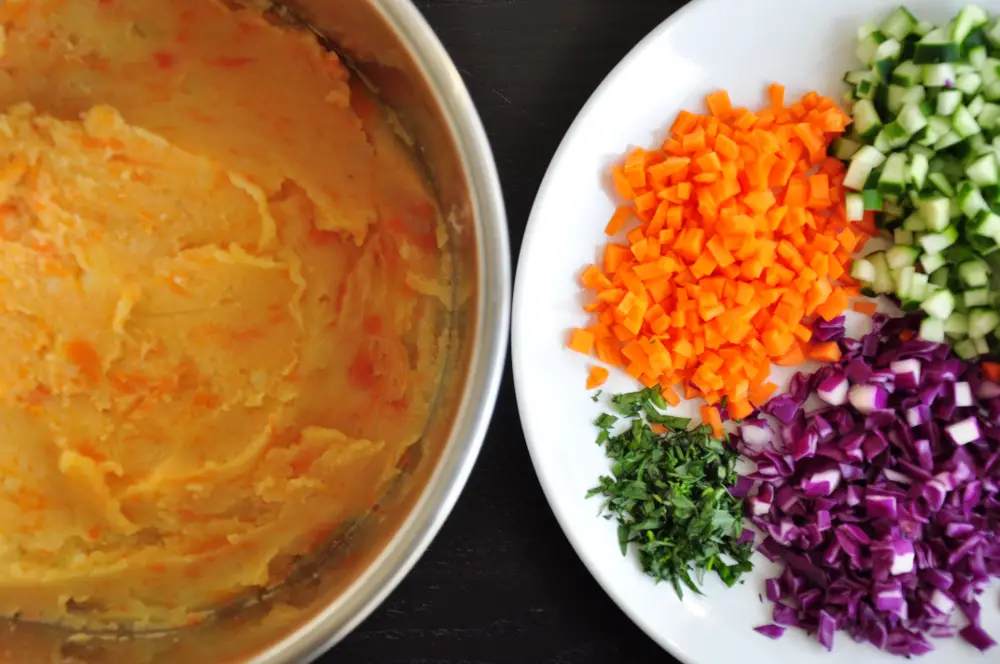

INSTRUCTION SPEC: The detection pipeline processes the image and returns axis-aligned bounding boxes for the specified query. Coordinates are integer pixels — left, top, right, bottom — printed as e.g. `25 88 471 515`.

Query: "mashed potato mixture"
0 0 448 629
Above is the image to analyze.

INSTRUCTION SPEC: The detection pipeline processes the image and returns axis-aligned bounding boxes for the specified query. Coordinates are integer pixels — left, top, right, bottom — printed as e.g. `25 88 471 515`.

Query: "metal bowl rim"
253 2 510 662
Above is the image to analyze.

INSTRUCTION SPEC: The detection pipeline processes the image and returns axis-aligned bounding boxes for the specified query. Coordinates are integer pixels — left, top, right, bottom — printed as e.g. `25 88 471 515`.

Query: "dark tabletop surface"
327 1 688 662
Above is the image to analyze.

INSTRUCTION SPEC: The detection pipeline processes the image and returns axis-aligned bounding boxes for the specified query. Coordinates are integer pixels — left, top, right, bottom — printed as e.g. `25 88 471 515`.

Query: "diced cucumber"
883 121 913 148
887 85 908 116
869 251 896 294
957 71 985 96
918 115 953 146
830 137 862 160
945 312 970 336
873 40 904 79
924 63 957 87
910 272 930 302
854 79 878 103
921 290 957 319
958 181 989 217
968 309 1000 337
938 89 964 116
954 338 979 358
881 6 919 42
850 258 877 283
886 244 920 269
969 44 989 68
857 28 889 64
982 58 1000 85
985 80 1000 101
907 85 928 107
953 105 983 138
928 171 956 196
934 130 964 150
878 153 908 194
930 266 951 288
861 189 884 210
874 130 893 153
970 96 988 119
958 258 992 286
902 212 927 232
921 253 947 274
907 151 930 189
987 17 1000 47
966 152 999 185
919 227 960 254
964 288 992 307
919 197 951 231
845 145 887 190
899 101 930 136
883 196 905 219
914 20 934 38
916 28 963 64
952 6 990 44
845 69 879 86
972 209 1000 240
845 192 864 222
920 317 947 342
977 101 1000 131
895 265 917 300
853 99 884 140
891 59 922 86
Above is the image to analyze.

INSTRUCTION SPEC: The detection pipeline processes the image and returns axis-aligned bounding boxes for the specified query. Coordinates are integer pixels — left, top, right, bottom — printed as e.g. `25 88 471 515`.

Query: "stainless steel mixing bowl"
0 1 509 662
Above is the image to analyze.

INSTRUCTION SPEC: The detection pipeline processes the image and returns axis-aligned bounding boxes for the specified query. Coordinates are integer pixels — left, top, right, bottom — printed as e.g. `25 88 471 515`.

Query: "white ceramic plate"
512 0 1000 662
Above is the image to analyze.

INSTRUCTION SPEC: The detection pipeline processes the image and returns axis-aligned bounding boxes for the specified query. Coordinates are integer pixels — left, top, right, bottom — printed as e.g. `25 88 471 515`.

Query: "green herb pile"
588 387 753 598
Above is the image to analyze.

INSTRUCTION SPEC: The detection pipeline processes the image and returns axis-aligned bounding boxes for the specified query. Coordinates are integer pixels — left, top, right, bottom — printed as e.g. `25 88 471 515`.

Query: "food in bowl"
0 0 449 630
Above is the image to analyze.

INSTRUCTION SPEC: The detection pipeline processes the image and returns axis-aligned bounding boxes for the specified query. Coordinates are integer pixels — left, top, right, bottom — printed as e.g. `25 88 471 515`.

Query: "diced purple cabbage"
818 609 836 650
813 316 846 342
817 374 849 406
754 624 786 640
740 313 1000 656
729 475 753 498
960 624 996 652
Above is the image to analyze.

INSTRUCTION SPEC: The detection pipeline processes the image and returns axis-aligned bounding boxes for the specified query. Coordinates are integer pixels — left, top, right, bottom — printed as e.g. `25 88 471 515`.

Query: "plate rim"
511 0 719 660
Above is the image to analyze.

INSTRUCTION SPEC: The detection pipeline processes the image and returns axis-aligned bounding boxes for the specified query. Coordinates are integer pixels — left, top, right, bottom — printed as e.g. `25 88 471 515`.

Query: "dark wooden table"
327 2 687 662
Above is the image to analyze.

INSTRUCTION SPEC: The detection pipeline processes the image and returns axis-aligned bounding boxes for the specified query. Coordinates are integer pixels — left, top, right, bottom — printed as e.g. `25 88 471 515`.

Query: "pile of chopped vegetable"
588 387 753 597
567 5 1000 658
738 313 999 654
838 6 1000 358
569 86 871 420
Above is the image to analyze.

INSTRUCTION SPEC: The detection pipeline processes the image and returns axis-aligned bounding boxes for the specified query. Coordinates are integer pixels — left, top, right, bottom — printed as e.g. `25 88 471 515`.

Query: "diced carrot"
605 205 632 236
586 366 610 389
727 398 753 421
568 329 595 355
808 341 842 364
701 404 724 438
581 265 613 291
572 85 861 412
774 342 805 366
749 381 778 407
769 83 785 109
853 300 878 316
612 167 635 200
815 287 849 322
662 387 681 407
837 227 859 253
705 90 734 119
983 362 1000 383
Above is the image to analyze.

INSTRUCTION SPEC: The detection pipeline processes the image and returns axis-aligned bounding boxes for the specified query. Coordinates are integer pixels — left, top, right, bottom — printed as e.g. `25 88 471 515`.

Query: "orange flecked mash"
0 0 448 629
